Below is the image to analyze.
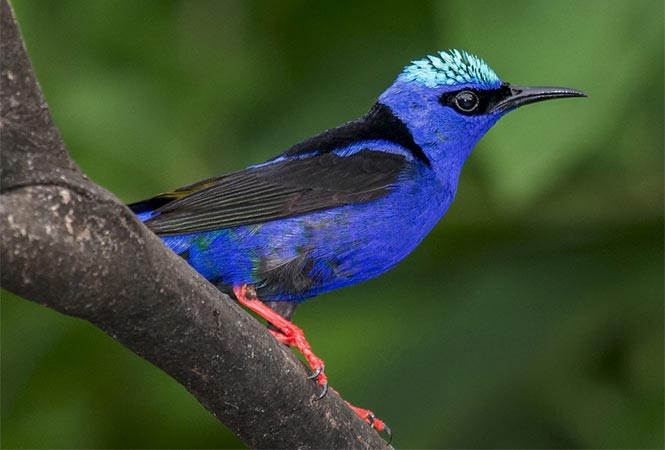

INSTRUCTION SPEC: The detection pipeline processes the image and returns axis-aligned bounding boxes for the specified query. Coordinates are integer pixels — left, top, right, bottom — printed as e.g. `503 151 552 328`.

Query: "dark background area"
2 0 663 448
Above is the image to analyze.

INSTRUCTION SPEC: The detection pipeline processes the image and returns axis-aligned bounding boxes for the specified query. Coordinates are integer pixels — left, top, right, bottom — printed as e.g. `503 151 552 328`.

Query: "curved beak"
491 84 587 114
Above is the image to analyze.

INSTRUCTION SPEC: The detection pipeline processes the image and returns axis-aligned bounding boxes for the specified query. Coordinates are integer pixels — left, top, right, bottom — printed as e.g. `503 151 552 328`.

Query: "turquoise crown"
401 49 502 89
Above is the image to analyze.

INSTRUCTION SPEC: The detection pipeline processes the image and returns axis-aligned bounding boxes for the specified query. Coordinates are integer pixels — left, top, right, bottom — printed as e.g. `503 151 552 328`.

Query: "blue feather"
129 50 585 305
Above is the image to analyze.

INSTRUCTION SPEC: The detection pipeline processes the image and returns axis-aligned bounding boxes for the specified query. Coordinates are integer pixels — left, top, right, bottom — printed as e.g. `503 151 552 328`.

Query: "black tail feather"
127 196 176 214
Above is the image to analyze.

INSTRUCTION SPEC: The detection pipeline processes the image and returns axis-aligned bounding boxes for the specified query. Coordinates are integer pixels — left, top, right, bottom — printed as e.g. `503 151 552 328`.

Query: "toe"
308 365 324 379
316 381 329 400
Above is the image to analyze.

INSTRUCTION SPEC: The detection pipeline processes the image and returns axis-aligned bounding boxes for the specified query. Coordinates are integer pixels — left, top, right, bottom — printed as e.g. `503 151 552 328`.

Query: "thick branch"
0 1 390 448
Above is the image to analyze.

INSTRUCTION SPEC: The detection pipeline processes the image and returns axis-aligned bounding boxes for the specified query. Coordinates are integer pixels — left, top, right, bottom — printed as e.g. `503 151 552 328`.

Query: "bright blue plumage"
130 49 585 307
159 146 444 301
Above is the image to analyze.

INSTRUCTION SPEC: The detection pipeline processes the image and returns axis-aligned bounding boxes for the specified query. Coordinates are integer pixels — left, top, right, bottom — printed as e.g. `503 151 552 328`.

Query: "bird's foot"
233 285 328 399
337 393 391 443
268 328 328 398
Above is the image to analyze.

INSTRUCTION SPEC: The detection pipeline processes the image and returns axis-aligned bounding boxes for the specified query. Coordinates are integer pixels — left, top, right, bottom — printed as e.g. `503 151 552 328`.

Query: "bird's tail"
127 196 173 221
128 173 225 222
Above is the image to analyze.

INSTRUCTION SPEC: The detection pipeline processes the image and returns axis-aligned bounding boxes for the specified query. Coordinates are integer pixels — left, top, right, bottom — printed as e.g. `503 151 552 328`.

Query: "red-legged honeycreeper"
129 49 586 437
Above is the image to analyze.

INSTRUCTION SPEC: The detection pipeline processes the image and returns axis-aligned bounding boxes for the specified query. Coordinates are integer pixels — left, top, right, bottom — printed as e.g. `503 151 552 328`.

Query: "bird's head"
378 49 586 170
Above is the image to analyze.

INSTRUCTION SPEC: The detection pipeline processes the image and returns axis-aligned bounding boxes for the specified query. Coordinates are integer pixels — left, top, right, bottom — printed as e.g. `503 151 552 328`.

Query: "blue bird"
129 49 585 435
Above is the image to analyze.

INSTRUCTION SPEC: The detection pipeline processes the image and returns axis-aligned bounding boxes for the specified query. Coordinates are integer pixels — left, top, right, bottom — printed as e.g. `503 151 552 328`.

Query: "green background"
2 0 663 448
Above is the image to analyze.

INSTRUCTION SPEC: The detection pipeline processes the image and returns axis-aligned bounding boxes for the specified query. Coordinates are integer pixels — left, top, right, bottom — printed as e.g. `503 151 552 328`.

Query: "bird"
129 49 586 437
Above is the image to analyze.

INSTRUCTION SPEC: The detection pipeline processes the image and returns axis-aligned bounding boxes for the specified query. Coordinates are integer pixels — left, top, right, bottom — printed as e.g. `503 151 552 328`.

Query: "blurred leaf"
3 0 663 448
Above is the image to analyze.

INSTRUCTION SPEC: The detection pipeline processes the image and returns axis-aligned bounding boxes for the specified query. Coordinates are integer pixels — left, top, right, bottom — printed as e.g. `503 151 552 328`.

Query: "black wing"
134 149 409 235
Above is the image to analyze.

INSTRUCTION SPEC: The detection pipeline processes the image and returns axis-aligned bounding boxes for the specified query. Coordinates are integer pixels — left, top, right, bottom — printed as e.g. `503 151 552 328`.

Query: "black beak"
491 84 587 114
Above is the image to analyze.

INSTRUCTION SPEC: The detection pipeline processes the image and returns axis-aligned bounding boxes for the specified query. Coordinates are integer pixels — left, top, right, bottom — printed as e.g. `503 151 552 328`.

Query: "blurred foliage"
2 0 663 448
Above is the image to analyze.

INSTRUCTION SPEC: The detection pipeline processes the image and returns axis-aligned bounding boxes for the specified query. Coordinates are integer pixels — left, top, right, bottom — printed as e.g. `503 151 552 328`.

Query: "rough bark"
0 1 391 448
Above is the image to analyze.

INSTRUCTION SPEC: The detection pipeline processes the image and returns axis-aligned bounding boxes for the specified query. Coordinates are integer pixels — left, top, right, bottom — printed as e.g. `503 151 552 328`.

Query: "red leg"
233 284 391 441
233 285 328 397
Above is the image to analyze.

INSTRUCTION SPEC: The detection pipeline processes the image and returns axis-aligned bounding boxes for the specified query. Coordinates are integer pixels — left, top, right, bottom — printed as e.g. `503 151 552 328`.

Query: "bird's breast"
252 168 452 300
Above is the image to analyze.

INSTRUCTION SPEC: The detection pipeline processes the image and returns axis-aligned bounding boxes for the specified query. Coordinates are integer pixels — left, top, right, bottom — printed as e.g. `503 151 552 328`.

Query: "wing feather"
140 149 409 235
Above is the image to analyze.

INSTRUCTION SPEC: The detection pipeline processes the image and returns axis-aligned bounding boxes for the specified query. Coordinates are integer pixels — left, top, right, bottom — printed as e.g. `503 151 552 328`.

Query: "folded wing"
130 149 409 235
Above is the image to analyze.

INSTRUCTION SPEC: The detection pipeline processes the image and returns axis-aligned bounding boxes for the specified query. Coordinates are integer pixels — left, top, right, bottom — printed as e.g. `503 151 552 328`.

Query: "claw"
383 424 393 445
366 412 392 443
308 365 324 379
367 412 376 428
316 381 329 400
344 401 391 443
309 366 328 400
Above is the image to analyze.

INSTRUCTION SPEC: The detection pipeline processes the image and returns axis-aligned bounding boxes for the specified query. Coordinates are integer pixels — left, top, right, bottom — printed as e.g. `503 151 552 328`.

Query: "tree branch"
0 1 390 448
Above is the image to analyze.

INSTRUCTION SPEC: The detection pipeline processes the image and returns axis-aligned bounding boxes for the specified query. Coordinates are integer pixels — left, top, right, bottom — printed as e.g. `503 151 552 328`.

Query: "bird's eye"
454 91 479 112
